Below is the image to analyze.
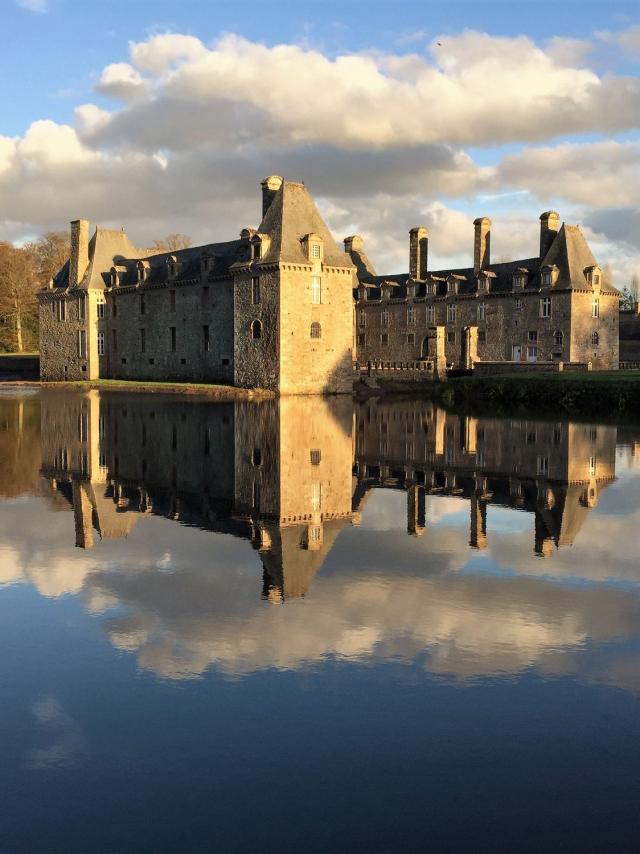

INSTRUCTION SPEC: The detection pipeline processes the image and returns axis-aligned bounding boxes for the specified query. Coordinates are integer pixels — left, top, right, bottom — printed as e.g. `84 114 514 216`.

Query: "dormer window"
541 264 558 287
252 241 261 260
110 266 123 288
584 265 602 288
513 269 528 289
302 232 323 262
137 260 149 283
251 233 270 261
201 253 212 274
312 244 321 259
447 278 457 295
167 255 179 280
478 276 490 292
541 271 551 286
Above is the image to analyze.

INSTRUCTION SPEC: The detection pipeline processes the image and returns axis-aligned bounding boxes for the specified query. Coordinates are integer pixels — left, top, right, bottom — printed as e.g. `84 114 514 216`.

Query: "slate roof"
355 224 620 299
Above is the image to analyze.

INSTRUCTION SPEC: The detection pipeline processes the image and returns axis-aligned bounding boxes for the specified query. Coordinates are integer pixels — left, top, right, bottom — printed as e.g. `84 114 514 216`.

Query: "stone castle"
38 176 620 391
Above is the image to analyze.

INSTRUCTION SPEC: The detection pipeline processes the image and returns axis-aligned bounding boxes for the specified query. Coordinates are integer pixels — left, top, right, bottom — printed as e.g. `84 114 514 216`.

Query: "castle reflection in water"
38 390 617 602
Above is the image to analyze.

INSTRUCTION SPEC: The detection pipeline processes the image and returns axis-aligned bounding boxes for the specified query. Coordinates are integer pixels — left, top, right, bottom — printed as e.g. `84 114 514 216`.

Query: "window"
310 322 322 339
357 333 365 345
97 332 105 356
311 275 322 304
541 271 552 286
592 297 600 318
112 300 117 318
407 306 416 325
426 305 435 324
112 329 118 352
478 330 486 343
78 294 86 321
170 326 177 352
140 295 146 315
515 298 522 311
311 482 322 511
56 300 66 322
140 328 146 353
407 333 415 344
447 330 456 344
591 331 600 346
447 303 457 323
169 290 176 313
310 449 321 465
514 274 526 289
540 297 552 318
381 333 389 345
78 329 86 358
251 319 262 339
97 300 105 319
477 302 486 321
311 243 321 258
252 241 261 260
593 273 600 286
478 277 488 292
527 345 538 361
309 526 322 543
528 330 538 342
589 456 597 475
251 276 260 305
203 325 210 352
358 309 366 327
252 448 262 467
201 286 209 307
381 309 390 326
537 455 549 476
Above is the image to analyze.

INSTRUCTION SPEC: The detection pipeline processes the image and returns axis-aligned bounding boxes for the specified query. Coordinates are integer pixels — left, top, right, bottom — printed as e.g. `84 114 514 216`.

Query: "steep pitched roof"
258 180 354 268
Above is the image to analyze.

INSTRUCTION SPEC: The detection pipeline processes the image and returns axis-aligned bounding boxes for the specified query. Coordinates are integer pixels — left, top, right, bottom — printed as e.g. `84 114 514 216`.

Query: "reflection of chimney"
409 227 429 280
407 484 426 536
469 493 487 550
69 219 89 287
473 217 491 274
72 481 94 549
261 175 283 218
534 513 555 557
539 211 560 260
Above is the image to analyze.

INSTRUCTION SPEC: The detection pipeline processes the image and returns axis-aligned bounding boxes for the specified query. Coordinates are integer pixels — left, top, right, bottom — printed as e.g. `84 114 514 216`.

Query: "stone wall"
233 268 280 391
39 291 90 381
569 290 619 370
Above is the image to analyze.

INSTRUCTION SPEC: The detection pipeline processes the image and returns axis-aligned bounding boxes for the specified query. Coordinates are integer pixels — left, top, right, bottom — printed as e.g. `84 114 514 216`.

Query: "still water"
0 388 639 853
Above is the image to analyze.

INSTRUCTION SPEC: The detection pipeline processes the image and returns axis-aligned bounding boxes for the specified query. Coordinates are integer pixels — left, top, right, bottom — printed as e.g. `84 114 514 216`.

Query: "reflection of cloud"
25 697 86 770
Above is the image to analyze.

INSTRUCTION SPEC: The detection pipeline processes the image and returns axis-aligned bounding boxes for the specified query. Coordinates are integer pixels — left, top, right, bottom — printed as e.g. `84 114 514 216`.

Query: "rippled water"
1 389 639 852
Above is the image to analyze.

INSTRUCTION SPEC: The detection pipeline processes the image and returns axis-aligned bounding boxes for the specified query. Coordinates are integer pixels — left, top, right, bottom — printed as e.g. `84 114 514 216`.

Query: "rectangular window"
527 345 538 362
407 333 415 344
201 286 209 307
477 302 486 321
427 305 435 324
140 295 146 315
542 271 551 286
311 244 321 258
447 303 457 323
528 330 538 342
56 300 66 322
589 456 597 476
515 298 522 311
140 328 146 353
592 298 599 318
381 333 389 345
97 332 105 356
311 482 322 511
203 325 210 352
358 309 366 327
78 329 86 358
381 309 390 326
78 294 86 321
170 290 176 312
407 306 416 325
251 276 260 305
112 329 118 353
311 276 321 305
310 449 321 465
447 330 456 344
537 455 549 476
357 333 365 345
97 300 105 319
170 327 177 353
112 300 117 318
478 330 486 343
540 297 552 318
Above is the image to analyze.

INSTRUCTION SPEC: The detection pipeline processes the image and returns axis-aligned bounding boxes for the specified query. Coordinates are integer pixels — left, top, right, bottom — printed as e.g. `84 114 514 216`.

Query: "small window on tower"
312 244 321 258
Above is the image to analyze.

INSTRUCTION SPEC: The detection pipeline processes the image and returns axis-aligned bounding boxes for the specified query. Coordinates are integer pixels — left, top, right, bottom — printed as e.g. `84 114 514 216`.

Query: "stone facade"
39 177 355 394
351 212 620 371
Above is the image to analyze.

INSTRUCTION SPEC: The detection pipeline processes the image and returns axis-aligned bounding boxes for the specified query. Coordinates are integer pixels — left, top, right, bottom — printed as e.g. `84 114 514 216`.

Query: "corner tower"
232 178 356 394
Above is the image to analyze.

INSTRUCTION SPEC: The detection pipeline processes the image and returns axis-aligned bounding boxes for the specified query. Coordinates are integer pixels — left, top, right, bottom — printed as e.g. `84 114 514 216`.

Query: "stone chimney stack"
539 210 560 260
473 217 491 274
344 235 364 255
69 219 89 287
409 227 429 280
261 175 283 218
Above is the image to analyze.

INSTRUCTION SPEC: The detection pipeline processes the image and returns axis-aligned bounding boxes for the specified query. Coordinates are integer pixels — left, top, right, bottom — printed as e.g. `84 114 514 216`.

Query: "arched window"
251 319 262 339
591 331 599 346
554 330 563 347
310 322 322 339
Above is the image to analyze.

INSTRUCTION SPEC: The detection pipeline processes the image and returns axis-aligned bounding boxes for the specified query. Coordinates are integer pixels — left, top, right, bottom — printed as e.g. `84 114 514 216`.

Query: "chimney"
261 175 283 218
539 210 560 260
409 227 429 280
69 219 89 287
473 217 491 274
344 235 364 255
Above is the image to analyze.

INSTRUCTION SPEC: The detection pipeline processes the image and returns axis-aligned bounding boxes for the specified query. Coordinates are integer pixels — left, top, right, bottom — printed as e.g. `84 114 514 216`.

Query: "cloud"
16 0 47 12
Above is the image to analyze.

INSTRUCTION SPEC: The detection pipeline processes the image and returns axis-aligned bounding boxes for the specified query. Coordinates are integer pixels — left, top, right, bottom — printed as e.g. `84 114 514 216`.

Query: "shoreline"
0 379 274 400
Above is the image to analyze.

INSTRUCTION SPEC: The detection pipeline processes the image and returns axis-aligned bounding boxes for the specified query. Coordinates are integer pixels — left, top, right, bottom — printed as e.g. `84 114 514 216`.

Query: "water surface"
1 389 639 852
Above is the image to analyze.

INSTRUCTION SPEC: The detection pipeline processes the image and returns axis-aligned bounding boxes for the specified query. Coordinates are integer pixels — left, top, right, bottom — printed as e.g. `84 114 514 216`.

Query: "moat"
1 388 639 853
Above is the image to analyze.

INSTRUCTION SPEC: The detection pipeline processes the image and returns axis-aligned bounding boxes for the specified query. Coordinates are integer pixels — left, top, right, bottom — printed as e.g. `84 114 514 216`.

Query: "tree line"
0 232 191 353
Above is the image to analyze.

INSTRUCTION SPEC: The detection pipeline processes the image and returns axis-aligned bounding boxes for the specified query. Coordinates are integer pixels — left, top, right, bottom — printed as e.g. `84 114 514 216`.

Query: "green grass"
39 378 273 397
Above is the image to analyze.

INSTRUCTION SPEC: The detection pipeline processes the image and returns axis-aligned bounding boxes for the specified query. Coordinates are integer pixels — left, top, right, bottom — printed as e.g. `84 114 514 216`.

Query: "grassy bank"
435 370 640 418
6 378 273 400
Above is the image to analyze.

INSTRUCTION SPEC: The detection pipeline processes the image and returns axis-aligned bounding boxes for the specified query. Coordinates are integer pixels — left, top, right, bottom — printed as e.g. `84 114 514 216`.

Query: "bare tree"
28 231 70 287
0 242 39 352
152 233 192 252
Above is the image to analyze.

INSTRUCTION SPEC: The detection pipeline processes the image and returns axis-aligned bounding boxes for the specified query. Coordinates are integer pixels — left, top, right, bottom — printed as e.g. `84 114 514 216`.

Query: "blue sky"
1 0 639 280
